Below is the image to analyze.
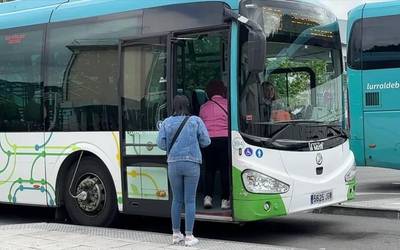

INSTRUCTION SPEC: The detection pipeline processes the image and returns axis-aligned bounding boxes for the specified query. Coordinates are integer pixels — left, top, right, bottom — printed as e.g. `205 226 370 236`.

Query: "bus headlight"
242 170 290 194
345 165 357 182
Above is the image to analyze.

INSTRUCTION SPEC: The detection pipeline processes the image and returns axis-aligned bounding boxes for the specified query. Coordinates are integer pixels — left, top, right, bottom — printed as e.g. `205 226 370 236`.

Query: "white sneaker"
204 196 212 209
221 199 230 209
172 232 184 244
185 235 199 246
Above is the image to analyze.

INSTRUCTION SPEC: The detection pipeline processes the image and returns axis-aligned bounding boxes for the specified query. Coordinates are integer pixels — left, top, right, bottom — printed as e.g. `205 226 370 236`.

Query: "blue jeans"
168 161 200 235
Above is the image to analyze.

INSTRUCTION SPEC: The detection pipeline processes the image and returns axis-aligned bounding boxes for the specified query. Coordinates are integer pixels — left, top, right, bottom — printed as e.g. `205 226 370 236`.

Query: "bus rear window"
350 14 400 70
347 20 362 70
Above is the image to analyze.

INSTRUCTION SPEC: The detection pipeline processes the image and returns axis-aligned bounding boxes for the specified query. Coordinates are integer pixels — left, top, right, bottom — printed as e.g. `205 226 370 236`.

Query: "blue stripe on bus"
363 1 400 19
230 21 239 131
0 0 65 14
0 0 239 29
51 0 238 23
0 6 55 29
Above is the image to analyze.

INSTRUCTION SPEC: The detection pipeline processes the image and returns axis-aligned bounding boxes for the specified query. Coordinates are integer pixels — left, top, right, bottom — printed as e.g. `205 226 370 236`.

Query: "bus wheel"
64 157 118 226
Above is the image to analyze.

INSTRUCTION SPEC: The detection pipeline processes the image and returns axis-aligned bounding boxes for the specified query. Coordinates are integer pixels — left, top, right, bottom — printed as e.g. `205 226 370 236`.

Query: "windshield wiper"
325 125 348 139
265 123 292 145
265 120 326 144
245 120 342 146
275 120 348 138
241 120 348 150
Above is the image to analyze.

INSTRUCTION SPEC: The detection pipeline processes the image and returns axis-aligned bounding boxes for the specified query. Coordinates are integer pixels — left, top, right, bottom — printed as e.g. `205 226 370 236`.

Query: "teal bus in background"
348 1 400 168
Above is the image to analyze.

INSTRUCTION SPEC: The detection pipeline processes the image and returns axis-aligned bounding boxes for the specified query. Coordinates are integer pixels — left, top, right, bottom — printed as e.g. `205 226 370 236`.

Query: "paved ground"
1 208 400 250
0 167 399 249
348 166 400 201
0 223 291 250
320 166 400 218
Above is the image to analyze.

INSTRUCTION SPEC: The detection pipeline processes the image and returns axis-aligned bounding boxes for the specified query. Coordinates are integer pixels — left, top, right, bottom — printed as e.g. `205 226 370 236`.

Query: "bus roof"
0 0 329 12
0 0 238 15
363 0 400 12
0 0 65 14
0 0 333 30
349 0 400 23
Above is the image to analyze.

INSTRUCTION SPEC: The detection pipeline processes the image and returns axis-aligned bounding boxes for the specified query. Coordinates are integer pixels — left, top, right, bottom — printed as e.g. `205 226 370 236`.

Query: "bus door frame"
118 33 174 217
118 25 234 220
170 26 235 221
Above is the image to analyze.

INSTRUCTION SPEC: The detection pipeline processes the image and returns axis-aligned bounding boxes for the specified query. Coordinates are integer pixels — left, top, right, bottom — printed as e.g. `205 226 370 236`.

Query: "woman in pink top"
199 80 230 210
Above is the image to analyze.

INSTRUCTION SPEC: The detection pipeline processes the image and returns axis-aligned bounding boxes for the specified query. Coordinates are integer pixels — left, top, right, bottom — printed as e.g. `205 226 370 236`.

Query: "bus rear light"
242 170 289 194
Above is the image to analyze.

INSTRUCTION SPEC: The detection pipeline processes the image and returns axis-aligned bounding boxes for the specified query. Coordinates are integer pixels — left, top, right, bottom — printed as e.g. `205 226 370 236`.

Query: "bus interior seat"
272 110 291 122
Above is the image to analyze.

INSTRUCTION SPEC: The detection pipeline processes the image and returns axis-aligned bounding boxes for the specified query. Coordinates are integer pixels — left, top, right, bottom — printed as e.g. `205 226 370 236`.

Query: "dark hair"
262 81 273 87
262 81 277 101
173 95 191 116
206 79 227 98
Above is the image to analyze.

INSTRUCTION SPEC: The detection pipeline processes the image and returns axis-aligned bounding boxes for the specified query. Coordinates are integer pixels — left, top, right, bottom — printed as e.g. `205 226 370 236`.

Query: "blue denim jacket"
157 115 211 163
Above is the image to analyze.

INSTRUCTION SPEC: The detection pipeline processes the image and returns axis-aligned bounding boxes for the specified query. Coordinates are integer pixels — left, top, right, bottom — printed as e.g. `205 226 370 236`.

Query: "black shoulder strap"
210 99 228 116
168 116 190 153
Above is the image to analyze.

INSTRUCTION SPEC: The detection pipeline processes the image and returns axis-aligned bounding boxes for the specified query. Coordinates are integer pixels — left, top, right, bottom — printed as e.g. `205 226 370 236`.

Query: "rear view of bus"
348 2 400 169
233 0 356 220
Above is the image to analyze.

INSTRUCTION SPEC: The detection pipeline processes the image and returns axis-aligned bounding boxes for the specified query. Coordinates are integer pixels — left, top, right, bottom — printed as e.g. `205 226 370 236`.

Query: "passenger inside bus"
199 80 230 210
261 81 291 122
172 30 232 215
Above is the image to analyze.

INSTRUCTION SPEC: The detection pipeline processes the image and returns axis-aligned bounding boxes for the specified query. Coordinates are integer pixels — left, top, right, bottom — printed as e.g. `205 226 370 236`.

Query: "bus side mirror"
223 7 266 73
247 29 266 73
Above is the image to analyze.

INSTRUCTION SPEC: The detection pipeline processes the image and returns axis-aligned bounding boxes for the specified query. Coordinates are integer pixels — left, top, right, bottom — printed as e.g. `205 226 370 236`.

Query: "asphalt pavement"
318 166 400 219
0 167 399 249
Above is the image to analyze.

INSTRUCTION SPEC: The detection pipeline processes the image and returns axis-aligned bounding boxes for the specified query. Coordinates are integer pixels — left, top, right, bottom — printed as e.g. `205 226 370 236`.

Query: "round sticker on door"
244 147 253 157
256 149 263 158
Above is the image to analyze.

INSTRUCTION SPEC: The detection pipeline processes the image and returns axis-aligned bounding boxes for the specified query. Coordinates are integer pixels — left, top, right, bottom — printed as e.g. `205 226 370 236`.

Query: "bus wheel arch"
55 151 118 226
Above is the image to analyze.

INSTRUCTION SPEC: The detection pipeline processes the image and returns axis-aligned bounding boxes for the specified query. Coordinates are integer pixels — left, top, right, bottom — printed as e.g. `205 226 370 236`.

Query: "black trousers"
203 137 230 200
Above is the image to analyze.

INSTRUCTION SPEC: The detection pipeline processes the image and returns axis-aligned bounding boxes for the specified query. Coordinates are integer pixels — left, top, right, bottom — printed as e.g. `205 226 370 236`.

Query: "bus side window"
0 27 44 132
45 12 142 132
122 39 167 132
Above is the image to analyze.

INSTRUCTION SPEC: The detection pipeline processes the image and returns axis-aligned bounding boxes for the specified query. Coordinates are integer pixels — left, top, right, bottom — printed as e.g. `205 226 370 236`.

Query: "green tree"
266 58 329 108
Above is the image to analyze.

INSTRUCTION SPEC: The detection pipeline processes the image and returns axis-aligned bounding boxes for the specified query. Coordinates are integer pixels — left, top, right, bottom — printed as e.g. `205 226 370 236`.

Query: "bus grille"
365 92 380 106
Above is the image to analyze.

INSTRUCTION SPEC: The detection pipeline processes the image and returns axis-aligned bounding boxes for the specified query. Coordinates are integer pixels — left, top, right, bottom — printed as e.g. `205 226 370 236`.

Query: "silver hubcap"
75 173 106 215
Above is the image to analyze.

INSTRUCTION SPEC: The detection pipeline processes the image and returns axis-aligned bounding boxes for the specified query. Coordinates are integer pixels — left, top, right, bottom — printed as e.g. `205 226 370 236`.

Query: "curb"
314 205 400 220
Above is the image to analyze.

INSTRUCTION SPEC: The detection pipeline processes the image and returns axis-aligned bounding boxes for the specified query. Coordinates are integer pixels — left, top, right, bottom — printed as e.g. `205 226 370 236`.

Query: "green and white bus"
0 0 355 226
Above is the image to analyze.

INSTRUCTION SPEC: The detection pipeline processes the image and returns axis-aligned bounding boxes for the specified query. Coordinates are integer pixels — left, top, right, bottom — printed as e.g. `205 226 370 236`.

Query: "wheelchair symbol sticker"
244 148 253 157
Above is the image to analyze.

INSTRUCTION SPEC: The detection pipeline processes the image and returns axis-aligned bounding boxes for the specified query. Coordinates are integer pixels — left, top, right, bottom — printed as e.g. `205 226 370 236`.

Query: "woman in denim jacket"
157 95 210 246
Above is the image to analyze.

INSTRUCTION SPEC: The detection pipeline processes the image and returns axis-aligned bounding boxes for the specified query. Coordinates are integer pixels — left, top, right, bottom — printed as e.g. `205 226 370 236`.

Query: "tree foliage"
266 58 330 108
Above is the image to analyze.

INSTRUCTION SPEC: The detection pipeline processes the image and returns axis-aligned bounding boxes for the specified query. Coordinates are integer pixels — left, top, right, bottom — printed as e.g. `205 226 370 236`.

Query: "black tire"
64 156 118 227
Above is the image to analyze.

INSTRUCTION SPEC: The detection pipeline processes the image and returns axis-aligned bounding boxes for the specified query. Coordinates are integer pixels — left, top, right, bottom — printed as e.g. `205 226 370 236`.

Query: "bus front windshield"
239 0 346 150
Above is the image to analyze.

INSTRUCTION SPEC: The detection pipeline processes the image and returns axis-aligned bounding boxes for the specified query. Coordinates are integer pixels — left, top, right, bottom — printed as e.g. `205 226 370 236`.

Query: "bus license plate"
311 190 332 205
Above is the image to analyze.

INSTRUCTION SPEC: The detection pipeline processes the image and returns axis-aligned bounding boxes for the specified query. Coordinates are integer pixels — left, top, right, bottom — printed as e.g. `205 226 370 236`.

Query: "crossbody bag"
167 116 190 154
210 99 228 116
